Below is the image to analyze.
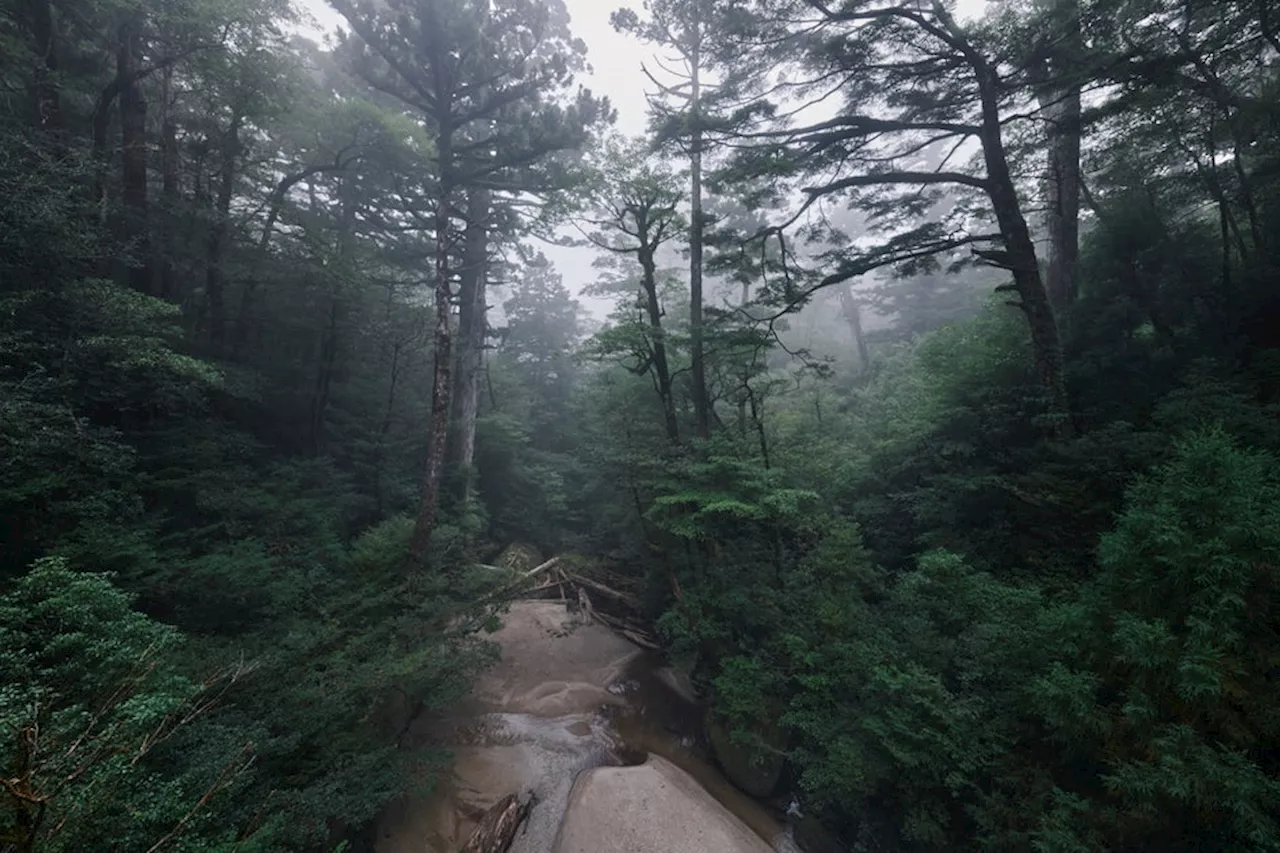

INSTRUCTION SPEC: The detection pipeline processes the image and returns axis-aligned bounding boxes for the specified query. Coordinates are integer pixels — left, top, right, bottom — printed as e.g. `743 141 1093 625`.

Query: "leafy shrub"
350 514 415 574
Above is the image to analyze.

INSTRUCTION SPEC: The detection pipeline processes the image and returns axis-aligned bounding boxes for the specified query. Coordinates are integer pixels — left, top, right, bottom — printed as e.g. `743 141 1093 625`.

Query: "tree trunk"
689 24 710 440
1041 87 1081 308
838 285 869 372
205 113 241 349
310 299 340 454
450 188 491 503
976 67 1071 433
1230 123 1264 255
408 129 455 569
1037 0 1082 308
26 0 60 130
92 66 128 229
310 177 358 454
639 244 680 443
117 17 150 294
373 340 402 516
156 64 179 300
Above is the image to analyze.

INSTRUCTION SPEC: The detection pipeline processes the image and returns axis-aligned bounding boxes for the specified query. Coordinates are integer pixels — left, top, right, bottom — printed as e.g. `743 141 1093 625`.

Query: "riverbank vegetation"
4 0 1280 849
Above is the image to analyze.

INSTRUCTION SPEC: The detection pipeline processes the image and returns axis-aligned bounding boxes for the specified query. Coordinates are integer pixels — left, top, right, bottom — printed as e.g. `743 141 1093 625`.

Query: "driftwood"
460 793 532 853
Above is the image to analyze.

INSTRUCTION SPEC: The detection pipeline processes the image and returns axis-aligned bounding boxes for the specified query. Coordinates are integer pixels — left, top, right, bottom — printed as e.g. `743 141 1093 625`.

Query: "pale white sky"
296 0 654 135
293 0 988 319
295 0 655 316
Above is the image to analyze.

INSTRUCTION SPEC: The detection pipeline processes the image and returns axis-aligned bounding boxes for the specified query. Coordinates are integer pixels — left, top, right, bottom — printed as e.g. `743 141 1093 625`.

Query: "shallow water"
375 603 799 853
605 655 801 853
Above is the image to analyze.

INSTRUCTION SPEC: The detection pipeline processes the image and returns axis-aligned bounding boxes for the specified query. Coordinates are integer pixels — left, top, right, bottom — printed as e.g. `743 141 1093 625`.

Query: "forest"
2 0 1279 849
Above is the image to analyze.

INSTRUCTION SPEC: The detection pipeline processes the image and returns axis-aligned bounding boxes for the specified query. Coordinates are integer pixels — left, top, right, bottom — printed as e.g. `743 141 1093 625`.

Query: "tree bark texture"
1037 0 1082 309
409 127 455 568
838 285 869 372
156 64 179 300
639 243 680 444
1041 86 1081 308
450 188 491 501
117 17 150 294
688 23 710 439
975 65 1071 432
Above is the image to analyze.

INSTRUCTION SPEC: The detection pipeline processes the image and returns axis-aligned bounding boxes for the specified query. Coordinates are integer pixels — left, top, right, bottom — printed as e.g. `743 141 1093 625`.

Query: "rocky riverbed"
373 600 800 853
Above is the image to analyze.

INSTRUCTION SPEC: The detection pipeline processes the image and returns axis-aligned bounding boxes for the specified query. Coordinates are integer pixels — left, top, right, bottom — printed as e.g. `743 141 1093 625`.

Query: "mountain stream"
373 600 802 853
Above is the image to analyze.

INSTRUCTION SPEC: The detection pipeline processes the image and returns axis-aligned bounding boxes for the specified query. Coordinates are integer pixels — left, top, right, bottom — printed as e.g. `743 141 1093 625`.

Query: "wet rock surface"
375 600 794 853
551 754 774 853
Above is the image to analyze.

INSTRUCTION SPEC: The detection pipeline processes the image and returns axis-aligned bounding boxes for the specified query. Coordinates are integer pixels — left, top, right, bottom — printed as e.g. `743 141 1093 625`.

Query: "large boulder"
707 713 789 799
552 754 773 853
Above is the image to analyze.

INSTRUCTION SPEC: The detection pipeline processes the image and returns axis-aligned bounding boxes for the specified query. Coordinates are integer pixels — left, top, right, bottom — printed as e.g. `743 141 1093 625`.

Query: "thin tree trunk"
935 0 1069 431
748 388 770 469
450 188 491 503
118 17 150 294
408 127 456 568
689 22 710 439
1037 0 1082 308
310 299 340 454
156 64 178 300
639 245 680 443
27 0 60 130
1041 88 1081 307
236 159 355 353
309 177 358 454
205 113 241 349
1219 195 1233 291
373 340 402 516
838 285 869 372
977 69 1071 433
1230 127 1264 254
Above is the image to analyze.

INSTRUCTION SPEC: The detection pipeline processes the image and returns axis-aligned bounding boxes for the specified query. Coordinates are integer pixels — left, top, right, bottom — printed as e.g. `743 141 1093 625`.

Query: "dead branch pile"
521 557 660 650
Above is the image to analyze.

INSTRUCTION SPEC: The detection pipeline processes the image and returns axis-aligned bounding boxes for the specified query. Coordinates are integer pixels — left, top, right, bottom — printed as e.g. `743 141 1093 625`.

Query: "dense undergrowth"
5 0 1280 849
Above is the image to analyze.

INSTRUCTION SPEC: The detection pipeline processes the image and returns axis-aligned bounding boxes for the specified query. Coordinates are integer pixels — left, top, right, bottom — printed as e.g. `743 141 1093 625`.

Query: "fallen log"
592 610 661 650
619 626 662 650
460 793 532 853
563 571 643 609
521 556 561 580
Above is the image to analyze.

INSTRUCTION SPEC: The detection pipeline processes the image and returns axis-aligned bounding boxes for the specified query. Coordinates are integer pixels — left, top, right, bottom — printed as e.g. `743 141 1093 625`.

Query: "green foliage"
7 0 1280 849
1031 430 1280 852
0 558 257 853
350 514 415 574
